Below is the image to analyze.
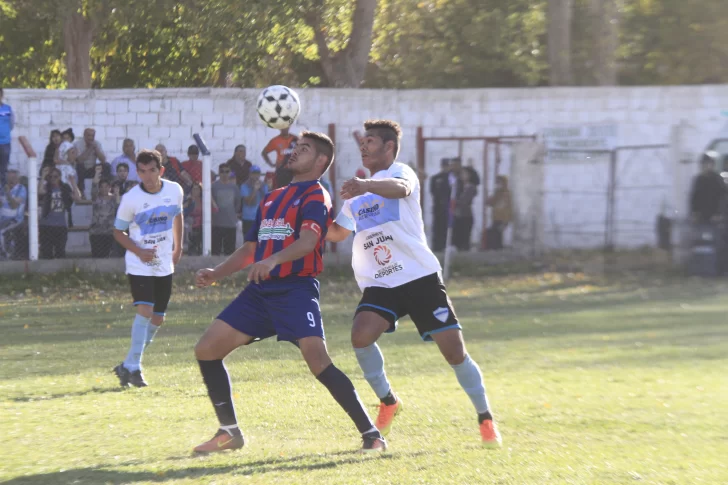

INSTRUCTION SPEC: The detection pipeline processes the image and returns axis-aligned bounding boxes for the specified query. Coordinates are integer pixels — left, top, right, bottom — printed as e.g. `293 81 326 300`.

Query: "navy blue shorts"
217 277 325 344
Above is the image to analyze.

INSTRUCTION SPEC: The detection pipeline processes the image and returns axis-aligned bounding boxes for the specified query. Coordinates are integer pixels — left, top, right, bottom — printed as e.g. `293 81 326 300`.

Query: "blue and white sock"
123 314 150 371
354 344 391 399
144 322 160 349
452 354 490 414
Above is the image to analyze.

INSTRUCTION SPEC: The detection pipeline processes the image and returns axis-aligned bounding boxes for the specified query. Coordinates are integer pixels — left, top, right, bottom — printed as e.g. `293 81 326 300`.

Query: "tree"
587 0 619 85
304 0 377 87
547 0 573 85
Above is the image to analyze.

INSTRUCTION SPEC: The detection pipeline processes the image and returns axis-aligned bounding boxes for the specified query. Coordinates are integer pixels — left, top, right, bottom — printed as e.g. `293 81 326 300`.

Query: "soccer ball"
256 85 301 130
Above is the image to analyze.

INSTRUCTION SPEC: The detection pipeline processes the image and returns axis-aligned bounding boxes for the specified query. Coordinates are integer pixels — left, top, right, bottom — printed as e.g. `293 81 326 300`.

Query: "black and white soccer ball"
256 85 301 130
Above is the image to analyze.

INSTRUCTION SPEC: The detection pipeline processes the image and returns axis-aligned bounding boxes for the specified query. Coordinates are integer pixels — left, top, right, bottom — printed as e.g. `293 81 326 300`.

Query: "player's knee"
351 330 373 349
136 304 153 318
194 339 216 360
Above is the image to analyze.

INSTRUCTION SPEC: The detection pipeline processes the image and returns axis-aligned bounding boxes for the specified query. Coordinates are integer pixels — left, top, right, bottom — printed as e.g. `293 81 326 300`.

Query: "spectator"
74 128 109 194
112 162 134 196
38 167 82 259
111 139 138 181
89 178 119 258
156 143 193 189
184 182 204 255
211 162 241 256
429 158 451 252
486 175 513 250
56 142 82 196
42 129 62 174
690 152 726 224
453 167 479 251
62 128 75 143
240 165 267 237
0 168 26 259
227 144 252 186
0 87 14 188
261 127 297 188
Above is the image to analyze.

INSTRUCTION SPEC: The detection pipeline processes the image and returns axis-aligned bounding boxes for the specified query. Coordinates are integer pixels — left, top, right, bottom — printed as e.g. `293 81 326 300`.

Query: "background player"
326 120 502 447
112 149 184 387
192 131 386 454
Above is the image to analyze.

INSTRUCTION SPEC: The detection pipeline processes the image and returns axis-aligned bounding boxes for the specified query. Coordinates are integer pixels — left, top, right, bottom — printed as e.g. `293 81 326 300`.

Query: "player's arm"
113 228 156 262
261 150 275 168
247 227 319 284
340 177 412 200
172 213 183 264
196 241 257 287
326 222 352 243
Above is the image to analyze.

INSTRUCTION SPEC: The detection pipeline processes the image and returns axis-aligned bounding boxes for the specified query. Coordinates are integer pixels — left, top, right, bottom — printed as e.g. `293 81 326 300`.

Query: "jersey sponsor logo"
373 244 392 266
293 198 301 206
374 260 404 279
265 201 273 207
147 215 168 225
350 195 400 231
163 197 172 204
259 218 294 241
143 203 150 208
433 307 449 323
301 221 322 236
364 234 394 250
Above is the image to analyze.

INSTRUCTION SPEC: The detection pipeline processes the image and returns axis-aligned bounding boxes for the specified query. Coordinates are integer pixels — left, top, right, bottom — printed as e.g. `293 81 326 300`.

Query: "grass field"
1 266 727 484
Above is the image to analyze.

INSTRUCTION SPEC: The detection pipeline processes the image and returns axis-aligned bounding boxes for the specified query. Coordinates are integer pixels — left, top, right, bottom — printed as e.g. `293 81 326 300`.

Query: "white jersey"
336 162 441 290
114 181 184 277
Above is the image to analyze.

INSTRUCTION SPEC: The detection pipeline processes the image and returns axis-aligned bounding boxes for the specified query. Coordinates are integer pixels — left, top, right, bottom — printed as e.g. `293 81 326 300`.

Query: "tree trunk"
63 11 94 89
547 0 574 86
307 0 377 88
588 0 619 85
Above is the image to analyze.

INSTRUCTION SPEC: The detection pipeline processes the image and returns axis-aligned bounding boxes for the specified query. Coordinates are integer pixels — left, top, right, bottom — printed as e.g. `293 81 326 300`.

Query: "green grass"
1 269 727 484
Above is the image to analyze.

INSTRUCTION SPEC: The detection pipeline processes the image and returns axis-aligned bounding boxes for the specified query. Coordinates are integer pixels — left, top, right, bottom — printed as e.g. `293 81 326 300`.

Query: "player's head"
116 162 129 181
288 131 334 178
361 119 402 171
136 149 165 189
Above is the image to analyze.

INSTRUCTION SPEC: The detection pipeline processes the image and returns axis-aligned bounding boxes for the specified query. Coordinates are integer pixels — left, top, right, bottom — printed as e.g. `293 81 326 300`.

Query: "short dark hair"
116 162 129 172
364 119 402 158
188 144 199 155
218 162 229 171
136 149 162 169
99 178 112 187
300 131 335 175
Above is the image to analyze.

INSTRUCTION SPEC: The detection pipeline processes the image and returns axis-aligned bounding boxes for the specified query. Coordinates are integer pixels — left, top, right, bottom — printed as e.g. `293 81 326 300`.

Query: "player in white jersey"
112 149 184 387
326 120 501 447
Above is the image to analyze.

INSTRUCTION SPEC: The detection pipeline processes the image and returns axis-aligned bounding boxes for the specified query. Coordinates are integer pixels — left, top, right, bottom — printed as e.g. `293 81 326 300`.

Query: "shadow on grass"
6 386 127 403
2 450 419 484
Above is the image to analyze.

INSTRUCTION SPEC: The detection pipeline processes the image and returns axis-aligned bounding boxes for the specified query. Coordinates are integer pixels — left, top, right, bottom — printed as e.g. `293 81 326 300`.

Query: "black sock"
317 364 377 435
478 410 493 424
198 359 238 428
380 390 397 406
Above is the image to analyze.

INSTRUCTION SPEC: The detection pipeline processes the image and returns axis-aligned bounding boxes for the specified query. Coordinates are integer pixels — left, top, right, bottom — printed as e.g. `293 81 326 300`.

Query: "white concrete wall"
6 86 728 252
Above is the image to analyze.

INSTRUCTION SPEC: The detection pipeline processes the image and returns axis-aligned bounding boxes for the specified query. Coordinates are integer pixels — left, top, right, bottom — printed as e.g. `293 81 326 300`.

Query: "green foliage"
2 0 728 88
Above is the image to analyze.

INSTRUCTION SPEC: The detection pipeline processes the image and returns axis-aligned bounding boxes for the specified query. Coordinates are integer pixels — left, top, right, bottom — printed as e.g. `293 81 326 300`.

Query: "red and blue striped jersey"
245 180 333 279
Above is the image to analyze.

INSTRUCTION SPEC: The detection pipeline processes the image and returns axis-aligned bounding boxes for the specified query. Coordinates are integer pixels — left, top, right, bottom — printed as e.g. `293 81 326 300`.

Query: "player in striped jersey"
191 131 385 454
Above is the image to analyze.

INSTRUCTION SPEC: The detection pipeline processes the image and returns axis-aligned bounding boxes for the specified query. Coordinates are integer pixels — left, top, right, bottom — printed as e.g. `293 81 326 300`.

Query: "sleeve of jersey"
334 200 356 232
114 194 133 231
300 195 329 238
244 205 262 243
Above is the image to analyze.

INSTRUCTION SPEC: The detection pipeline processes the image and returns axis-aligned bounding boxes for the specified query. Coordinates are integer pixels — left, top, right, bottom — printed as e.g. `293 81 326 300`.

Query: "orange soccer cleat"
374 398 403 436
193 429 245 454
